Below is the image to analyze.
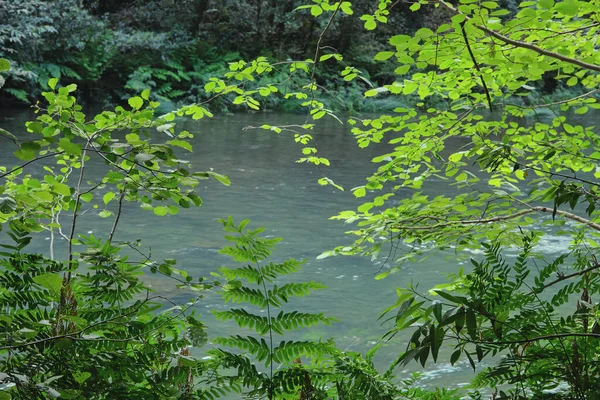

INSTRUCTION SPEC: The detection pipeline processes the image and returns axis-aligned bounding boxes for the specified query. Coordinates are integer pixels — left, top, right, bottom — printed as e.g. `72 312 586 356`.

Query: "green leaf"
53 182 71 196
154 206 168 216
481 1 498 8
374 51 395 61
80 192 93 202
59 138 82 156
466 309 477 339
48 78 58 90
353 187 366 198
167 139 193 152
14 141 41 161
450 349 461 365
73 371 92 384
128 96 143 110
0 58 10 72
0 197 17 214
311 5 323 16
555 0 579 16
103 192 115 205
206 171 231 186
134 153 155 163
0 128 18 145
98 210 113 218
33 273 63 295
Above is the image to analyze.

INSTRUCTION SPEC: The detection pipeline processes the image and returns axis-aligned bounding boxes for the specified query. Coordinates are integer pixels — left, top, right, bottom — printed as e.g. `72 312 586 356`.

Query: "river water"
0 108 582 391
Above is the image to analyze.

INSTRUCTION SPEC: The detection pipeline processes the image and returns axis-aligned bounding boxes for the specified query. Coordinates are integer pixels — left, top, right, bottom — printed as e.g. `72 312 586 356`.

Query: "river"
0 108 583 391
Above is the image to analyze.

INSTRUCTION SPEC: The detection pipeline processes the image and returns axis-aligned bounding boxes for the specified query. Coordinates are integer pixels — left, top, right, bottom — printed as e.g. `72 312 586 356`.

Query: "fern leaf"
271 311 335 333
214 335 272 364
219 265 262 284
272 340 333 364
213 309 270 335
261 259 303 280
270 282 327 304
222 286 268 308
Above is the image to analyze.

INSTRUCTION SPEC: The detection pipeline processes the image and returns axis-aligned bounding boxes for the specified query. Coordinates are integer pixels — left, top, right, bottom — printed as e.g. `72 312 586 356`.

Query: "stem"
108 165 134 244
257 261 274 400
49 209 55 261
67 144 89 281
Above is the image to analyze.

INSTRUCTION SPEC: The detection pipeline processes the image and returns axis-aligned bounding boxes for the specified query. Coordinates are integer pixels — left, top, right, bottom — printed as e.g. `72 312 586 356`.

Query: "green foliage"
0 231 208 399
0 82 224 399
248 0 599 397
3 0 600 397
208 217 335 398
380 232 600 398
326 0 600 266
0 0 478 110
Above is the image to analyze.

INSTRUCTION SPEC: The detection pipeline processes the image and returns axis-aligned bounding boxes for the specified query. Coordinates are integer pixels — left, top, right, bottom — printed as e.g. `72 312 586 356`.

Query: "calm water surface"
0 108 580 390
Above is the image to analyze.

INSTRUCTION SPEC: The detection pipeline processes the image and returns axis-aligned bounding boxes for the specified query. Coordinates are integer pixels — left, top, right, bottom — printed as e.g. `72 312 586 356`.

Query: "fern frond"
213 308 270 334
59 65 82 79
272 340 334 364
334 351 400 399
269 282 327 304
271 311 334 333
219 239 276 263
214 335 271 364
213 218 337 396
219 265 262 284
3 88 28 102
222 286 268 308
208 348 266 388
261 259 303 280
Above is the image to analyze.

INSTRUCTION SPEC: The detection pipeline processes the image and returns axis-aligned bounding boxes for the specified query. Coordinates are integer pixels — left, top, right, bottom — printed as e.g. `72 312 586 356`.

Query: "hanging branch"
461 21 493 111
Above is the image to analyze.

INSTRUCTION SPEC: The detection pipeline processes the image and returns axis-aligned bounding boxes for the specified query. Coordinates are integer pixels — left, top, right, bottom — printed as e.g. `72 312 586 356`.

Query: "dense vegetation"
1 0 600 399
0 0 535 112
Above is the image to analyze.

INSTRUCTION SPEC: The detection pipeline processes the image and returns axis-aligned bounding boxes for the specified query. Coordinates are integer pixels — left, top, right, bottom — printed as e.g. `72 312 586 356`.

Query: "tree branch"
507 88 600 109
392 206 600 231
531 262 600 294
0 152 64 179
436 0 600 73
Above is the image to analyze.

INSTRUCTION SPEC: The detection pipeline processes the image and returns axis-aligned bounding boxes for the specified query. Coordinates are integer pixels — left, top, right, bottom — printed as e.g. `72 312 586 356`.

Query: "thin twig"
461 21 493 111
108 164 134 244
507 89 600 109
0 152 64 179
